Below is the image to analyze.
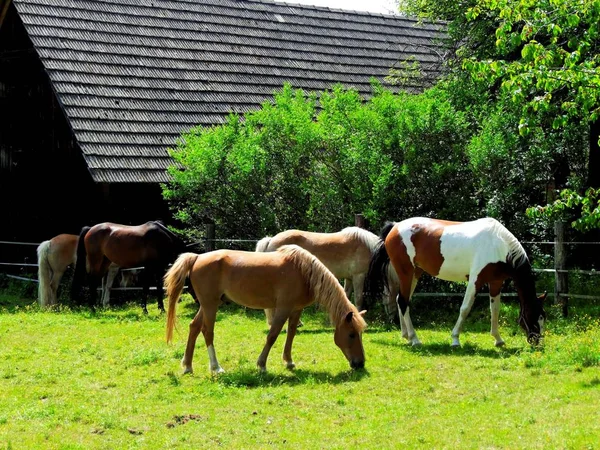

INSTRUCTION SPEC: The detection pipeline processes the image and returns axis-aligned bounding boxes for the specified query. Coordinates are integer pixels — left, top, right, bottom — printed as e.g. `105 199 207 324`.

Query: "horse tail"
37 239 53 307
165 252 199 344
255 236 272 252
363 222 396 309
71 226 90 301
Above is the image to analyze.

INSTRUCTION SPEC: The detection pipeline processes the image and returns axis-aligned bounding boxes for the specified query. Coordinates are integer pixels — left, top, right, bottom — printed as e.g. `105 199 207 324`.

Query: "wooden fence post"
205 223 215 252
355 213 366 229
554 220 569 317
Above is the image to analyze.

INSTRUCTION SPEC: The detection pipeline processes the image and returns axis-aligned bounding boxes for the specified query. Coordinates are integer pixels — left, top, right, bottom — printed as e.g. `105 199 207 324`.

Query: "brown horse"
37 233 127 308
256 227 399 324
365 217 547 347
71 220 191 314
165 245 367 374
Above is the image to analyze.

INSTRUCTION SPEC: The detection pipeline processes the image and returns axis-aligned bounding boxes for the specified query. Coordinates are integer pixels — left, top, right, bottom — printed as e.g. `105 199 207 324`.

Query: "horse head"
518 291 547 345
334 310 367 369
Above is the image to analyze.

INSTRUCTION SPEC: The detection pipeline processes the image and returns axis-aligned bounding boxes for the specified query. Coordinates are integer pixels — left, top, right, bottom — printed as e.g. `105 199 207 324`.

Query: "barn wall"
0 5 171 250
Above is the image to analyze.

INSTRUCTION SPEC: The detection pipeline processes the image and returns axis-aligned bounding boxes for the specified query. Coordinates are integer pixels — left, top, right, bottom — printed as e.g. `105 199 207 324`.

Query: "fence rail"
2 219 599 312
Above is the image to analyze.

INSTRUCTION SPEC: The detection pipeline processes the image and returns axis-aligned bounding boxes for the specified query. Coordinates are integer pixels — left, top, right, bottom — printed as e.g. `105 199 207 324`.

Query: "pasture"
1 292 599 449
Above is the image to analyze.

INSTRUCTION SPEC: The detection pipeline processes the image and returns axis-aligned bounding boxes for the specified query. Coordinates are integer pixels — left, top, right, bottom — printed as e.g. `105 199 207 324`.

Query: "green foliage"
163 82 474 235
527 187 600 231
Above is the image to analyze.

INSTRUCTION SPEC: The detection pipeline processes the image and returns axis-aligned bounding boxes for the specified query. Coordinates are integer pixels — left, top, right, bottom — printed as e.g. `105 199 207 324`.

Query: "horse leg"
199 305 223 374
353 273 366 311
282 310 303 370
396 271 421 346
139 269 150 315
488 281 505 347
156 271 166 313
257 308 289 372
181 306 205 374
102 263 119 308
49 269 65 306
344 278 353 301
450 280 478 347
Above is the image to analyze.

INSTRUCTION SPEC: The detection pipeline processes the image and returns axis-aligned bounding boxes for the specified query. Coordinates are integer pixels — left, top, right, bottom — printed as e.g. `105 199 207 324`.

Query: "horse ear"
539 291 548 302
359 310 367 316
345 311 354 323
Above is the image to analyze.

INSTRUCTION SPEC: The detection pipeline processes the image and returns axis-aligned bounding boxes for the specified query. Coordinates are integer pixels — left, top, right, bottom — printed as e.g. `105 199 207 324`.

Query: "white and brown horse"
365 217 546 347
256 227 399 324
165 245 367 374
37 233 127 308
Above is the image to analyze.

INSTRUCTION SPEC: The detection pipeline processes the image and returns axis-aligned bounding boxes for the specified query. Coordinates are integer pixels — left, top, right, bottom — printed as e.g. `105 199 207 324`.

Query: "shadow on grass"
370 337 524 359
209 366 369 388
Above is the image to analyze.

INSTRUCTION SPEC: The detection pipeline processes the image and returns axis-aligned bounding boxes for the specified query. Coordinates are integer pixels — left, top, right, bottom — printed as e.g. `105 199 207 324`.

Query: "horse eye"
349 333 357 339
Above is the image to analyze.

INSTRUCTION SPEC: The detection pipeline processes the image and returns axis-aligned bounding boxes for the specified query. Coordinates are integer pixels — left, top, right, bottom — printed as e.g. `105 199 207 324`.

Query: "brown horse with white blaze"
256 226 400 324
165 245 367 374
365 217 546 347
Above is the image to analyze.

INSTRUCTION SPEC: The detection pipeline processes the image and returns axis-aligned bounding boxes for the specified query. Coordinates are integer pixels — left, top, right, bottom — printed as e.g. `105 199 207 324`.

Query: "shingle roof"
13 0 449 183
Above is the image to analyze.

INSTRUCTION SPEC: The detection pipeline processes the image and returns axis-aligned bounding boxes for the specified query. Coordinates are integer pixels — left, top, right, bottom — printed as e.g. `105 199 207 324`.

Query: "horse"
164 245 367 374
71 220 192 314
255 227 399 325
37 233 130 308
364 217 547 347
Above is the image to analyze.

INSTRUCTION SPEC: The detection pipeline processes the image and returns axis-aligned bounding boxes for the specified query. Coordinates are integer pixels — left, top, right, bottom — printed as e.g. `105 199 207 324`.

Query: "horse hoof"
495 341 506 347
182 367 193 375
286 362 296 370
451 342 461 348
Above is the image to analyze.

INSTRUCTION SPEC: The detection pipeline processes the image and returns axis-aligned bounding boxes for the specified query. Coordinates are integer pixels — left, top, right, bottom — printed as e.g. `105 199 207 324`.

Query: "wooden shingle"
13 0 448 183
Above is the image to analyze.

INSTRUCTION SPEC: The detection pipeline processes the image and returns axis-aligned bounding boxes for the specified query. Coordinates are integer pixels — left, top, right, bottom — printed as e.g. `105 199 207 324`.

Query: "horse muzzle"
527 333 541 346
350 359 365 370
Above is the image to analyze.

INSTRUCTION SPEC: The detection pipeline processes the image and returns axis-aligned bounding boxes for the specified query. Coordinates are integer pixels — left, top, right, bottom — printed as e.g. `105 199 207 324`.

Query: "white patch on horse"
437 218 515 282
397 217 429 265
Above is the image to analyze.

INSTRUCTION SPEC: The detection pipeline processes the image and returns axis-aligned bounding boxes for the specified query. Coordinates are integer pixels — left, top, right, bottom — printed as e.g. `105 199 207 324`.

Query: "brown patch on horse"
409 222 446 277
474 262 512 295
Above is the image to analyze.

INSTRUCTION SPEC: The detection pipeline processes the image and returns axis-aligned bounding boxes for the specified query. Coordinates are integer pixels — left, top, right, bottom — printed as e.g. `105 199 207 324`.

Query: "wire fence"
1 235 599 302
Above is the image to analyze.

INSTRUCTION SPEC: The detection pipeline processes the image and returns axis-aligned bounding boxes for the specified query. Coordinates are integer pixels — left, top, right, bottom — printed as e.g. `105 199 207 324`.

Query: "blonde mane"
277 244 367 331
488 219 529 268
340 226 381 253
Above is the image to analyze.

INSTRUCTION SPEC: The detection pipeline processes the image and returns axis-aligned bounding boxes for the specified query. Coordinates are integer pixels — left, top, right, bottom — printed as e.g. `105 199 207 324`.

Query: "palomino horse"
71 220 191 314
165 245 367 374
256 227 399 325
37 233 130 307
365 217 547 347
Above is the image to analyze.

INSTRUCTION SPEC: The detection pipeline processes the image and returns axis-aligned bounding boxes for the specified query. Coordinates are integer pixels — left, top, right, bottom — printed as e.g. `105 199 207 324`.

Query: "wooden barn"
0 0 448 244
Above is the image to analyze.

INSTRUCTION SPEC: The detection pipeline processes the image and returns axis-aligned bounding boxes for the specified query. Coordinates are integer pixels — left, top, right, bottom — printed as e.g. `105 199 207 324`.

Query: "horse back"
268 229 370 277
389 218 508 282
190 250 310 310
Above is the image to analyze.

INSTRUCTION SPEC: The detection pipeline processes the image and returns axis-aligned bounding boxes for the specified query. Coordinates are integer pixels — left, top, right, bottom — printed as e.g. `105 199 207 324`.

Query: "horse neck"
512 260 536 310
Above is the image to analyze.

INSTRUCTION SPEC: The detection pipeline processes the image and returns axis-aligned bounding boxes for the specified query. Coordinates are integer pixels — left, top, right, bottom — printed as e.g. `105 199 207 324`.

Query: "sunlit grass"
0 293 599 449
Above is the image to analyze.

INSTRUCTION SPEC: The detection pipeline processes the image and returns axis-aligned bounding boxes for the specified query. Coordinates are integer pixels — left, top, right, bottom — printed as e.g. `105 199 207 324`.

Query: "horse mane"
340 226 380 253
488 218 529 269
276 244 367 331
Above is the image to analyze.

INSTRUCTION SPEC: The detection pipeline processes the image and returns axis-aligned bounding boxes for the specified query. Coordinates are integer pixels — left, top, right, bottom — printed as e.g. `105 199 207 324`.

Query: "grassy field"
1 291 599 449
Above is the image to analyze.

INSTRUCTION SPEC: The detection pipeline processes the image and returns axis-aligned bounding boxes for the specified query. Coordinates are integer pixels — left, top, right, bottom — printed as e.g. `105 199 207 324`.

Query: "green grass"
1 292 599 449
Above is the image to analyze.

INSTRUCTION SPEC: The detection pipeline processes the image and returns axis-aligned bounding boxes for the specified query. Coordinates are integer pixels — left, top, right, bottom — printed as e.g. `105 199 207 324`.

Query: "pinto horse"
165 245 367 374
71 220 191 314
256 227 399 324
365 217 546 347
37 233 129 308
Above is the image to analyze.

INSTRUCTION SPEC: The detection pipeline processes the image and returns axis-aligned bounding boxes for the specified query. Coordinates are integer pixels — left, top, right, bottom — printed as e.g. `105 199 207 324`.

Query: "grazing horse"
164 245 367 374
71 220 191 314
365 217 546 347
256 227 399 325
37 233 127 308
